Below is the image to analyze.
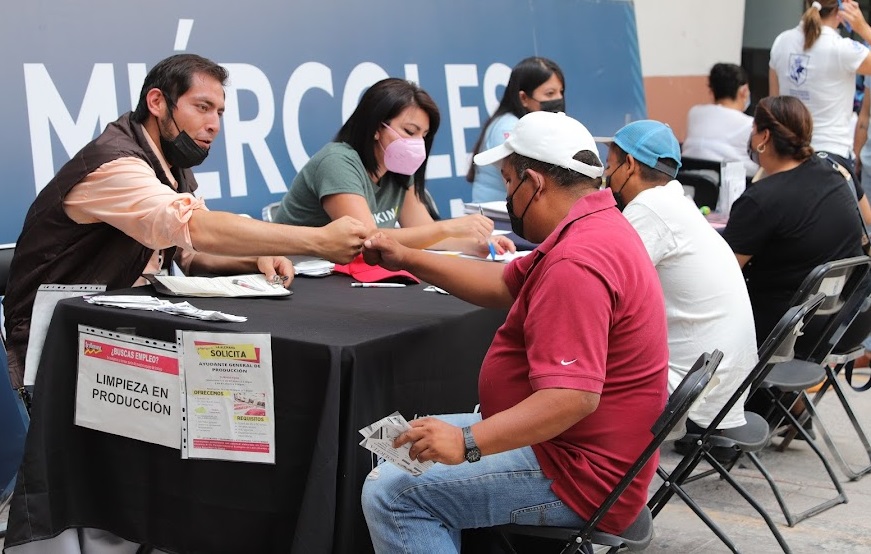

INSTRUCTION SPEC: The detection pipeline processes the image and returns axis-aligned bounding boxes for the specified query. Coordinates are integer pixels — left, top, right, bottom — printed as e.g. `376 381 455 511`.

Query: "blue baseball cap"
612 120 682 178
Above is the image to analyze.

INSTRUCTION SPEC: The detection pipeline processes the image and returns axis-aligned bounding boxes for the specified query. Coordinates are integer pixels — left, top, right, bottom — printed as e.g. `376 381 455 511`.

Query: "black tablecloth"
5 274 507 553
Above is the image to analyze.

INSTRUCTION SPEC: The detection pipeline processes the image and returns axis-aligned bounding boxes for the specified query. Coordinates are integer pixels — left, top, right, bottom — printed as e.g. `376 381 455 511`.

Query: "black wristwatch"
462 425 481 463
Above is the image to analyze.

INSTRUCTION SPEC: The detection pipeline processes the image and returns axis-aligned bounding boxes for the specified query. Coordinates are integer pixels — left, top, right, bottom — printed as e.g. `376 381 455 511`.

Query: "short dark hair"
753 96 814 161
334 78 440 203
131 54 229 123
708 63 748 101
505 150 601 190
611 145 676 185
467 57 565 182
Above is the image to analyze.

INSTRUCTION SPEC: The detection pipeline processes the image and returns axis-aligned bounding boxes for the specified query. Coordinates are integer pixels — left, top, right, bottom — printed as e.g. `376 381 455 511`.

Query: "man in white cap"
360 111 669 552
605 120 757 459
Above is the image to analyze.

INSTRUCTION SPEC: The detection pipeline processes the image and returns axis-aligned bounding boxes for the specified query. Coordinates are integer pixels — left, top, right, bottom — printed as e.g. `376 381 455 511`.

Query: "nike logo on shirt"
560 359 577 366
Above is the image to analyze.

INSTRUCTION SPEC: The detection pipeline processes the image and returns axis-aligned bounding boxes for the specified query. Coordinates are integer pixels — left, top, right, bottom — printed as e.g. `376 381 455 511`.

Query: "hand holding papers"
359 411 434 476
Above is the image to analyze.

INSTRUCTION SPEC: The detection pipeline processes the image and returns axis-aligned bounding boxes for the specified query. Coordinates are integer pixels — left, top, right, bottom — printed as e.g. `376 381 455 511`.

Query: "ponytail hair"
801 0 838 50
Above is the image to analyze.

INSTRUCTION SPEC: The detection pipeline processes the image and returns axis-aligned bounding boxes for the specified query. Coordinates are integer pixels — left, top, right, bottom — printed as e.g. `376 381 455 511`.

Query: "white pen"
351 282 406 288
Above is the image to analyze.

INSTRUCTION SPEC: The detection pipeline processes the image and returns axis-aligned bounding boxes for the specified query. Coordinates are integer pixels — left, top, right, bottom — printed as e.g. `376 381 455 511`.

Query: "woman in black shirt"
722 96 864 344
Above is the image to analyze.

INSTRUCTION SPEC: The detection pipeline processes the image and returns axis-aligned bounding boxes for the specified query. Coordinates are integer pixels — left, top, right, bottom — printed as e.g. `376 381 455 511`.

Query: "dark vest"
3 112 198 387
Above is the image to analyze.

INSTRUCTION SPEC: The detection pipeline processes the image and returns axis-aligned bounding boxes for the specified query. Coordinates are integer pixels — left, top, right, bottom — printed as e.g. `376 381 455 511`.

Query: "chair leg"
649 443 708 518
705 453 792 554
809 363 871 480
757 391 848 526
659 479 742 553
558 536 588 554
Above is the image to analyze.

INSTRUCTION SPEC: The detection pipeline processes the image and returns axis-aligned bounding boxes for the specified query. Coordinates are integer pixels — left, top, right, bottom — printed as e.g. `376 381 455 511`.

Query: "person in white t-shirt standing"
604 120 759 455
682 63 759 177
770 0 871 180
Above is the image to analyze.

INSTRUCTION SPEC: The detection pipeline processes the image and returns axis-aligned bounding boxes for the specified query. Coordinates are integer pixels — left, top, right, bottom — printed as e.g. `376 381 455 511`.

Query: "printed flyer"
177 331 275 463
75 325 180 449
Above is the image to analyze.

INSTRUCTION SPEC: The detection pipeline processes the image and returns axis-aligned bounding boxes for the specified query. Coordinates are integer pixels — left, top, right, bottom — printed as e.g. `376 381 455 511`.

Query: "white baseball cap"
473 111 604 178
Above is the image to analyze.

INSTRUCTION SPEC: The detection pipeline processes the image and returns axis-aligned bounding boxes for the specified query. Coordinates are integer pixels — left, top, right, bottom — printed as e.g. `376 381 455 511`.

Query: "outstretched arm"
362 232 514 309
187 211 368 263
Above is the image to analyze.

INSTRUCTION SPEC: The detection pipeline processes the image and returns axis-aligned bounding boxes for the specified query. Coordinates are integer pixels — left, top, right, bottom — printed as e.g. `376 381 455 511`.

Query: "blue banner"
0 0 645 244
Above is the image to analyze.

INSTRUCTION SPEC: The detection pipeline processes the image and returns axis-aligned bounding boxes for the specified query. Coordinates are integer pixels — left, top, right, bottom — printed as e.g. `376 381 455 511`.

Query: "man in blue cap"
605 120 758 453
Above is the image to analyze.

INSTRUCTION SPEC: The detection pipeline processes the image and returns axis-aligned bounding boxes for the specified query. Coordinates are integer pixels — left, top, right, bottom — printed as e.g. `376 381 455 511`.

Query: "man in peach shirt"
3 54 368 389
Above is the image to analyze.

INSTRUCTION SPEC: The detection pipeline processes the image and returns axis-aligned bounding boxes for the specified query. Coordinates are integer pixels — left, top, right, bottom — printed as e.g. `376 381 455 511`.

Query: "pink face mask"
380 123 426 175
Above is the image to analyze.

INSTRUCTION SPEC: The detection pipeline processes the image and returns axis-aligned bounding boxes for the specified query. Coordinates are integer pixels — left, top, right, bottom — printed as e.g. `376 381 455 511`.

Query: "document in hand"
359 411 434 476
144 274 291 298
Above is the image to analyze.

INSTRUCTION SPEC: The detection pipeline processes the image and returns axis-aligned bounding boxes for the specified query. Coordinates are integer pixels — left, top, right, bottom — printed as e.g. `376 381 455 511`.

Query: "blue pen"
478 205 498 260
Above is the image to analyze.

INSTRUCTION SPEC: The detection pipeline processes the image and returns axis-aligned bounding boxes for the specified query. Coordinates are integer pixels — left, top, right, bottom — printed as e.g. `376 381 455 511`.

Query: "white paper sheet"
178 331 276 464
74 326 181 448
24 284 107 386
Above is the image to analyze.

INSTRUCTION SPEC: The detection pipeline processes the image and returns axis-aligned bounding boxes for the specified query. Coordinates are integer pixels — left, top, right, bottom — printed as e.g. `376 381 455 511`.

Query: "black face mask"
159 103 209 169
535 97 565 113
506 174 538 239
606 162 630 212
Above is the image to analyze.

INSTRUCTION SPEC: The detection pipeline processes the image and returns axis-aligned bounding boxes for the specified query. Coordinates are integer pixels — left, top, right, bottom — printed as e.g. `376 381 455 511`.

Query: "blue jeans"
361 413 584 554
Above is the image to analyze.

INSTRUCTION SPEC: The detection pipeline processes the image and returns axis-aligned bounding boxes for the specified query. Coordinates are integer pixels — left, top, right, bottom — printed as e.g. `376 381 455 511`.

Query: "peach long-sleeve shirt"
63 129 206 284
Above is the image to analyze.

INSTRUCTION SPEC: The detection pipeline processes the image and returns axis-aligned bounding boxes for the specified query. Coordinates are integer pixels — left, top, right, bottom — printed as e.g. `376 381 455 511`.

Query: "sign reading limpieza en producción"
75 325 180 449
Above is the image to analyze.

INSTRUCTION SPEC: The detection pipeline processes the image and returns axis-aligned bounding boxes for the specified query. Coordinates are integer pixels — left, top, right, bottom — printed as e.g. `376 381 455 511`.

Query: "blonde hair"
801 0 838 50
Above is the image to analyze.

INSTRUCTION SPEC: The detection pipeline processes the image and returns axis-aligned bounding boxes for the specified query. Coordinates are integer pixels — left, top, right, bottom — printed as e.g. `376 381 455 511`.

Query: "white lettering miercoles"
24 60 512 202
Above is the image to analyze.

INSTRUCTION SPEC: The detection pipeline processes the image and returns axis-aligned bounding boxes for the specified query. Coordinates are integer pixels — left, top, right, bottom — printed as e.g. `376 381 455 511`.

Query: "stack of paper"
290 256 335 277
359 411 434 476
145 274 291 297
86 295 247 322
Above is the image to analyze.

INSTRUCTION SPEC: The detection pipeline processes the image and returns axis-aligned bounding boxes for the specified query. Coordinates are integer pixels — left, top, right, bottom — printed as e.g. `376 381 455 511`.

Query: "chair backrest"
579 350 722 535
0 342 29 504
677 170 719 209
701 293 827 434
786 256 871 362
261 202 281 222
829 264 871 349
679 156 723 174
0 243 16 297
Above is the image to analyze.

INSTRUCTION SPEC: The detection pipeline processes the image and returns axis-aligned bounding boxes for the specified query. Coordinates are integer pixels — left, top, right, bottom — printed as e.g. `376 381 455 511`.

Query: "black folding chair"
782 270 871 480
648 293 826 554
493 350 723 554
755 256 871 525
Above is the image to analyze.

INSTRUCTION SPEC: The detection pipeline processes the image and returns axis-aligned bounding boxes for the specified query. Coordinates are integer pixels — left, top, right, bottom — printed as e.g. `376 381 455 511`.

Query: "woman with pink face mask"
274 78 515 257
